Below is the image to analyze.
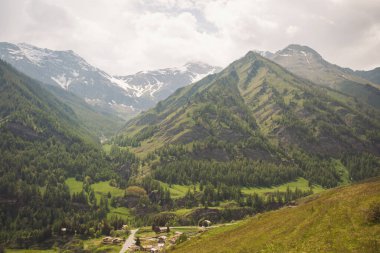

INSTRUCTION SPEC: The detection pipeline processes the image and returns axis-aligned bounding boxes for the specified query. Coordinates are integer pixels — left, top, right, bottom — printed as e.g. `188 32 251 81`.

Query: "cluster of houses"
102 236 124 245
129 232 183 252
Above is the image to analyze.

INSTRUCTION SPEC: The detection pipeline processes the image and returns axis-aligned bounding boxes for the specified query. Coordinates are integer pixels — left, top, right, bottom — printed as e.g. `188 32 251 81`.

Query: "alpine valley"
0 42 379 253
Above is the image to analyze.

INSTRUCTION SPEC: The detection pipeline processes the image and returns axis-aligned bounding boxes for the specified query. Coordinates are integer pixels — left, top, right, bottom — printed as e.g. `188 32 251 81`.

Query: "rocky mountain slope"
0 42 220 119
268 44 380 108
116 62 221 105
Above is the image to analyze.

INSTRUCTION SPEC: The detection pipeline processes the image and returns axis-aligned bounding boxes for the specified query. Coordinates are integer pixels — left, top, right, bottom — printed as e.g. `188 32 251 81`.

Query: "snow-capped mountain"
115 62 222 103
0 42 221 118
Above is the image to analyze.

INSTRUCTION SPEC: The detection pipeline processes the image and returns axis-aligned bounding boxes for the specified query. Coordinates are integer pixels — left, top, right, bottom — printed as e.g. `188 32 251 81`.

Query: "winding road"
120 228 139 253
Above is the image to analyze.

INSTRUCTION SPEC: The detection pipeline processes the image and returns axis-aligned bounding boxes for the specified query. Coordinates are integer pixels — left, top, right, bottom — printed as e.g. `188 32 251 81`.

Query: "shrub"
177 233 188 244
366 202 380 224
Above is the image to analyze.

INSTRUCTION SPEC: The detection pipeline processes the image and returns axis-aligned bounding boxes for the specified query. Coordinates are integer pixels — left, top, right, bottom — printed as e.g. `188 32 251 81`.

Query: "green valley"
0 43 379 253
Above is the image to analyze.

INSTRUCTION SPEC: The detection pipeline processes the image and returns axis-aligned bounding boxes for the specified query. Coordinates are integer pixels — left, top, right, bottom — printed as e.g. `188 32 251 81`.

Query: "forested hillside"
0 60 131 247
45 84 125 139
116 51 380 188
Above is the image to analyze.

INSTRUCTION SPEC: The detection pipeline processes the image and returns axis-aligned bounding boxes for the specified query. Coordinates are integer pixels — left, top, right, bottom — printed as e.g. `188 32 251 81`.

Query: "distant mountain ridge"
116 62 221 104
354 67 380 85
264 44 380 108
0 42 221 118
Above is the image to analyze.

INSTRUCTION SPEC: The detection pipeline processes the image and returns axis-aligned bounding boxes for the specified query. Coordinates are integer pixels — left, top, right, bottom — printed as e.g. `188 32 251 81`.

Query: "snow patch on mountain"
9 43 51 66
0 42 222 118
51 74 72 90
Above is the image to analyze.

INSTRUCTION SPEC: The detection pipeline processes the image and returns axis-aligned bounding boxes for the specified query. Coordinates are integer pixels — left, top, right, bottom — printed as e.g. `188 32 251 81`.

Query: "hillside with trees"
0 60 132 248
115 51 380 189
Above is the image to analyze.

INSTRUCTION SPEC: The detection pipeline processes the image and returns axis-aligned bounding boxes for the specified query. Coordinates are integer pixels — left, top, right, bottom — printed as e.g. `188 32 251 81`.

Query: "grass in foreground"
5 250 57 253
169 178 380 253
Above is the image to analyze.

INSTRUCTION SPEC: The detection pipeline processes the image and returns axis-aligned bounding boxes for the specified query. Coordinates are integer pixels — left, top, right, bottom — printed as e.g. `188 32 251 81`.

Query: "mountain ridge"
116 51 380 188
265 44 380 108
0 42 221 119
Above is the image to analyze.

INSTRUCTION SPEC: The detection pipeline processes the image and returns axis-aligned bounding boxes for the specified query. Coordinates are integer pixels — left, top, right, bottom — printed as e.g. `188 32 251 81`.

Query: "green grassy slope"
65 178 131 220
65 178 125 202
170 178 380 253
241 177 324 196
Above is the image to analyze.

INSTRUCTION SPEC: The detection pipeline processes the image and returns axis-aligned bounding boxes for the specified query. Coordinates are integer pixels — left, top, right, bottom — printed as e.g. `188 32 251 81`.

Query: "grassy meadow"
65 178 131 220
241 177 324 196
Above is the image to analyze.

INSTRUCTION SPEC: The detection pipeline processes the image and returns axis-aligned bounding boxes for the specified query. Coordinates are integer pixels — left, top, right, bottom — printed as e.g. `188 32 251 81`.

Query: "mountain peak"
121 48 380 161
269 44 380 108
252 50 275 59
183 61 221 74
278 44 322 58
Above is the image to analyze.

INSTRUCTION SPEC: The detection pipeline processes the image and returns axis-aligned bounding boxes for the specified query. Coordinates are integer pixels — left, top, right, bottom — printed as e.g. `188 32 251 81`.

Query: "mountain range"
118 50 380 187
1 40 380 252
2 42 379 119
0 42 221 119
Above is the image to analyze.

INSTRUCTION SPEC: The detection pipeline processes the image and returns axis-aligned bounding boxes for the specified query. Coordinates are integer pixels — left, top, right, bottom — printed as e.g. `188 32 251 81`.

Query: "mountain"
0 42 142 118
169 177 380 253
0 42 221 118
253 50 275 58
0 59 112 177
44 85 125 139
117 51 380 188
355 67 380 85
0 43 125 138
116 62 221 105
0 59 136 247
268 44 380 108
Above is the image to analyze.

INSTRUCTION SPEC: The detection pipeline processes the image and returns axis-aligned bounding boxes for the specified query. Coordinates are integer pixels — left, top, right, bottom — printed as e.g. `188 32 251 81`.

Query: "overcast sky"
1 0 379 74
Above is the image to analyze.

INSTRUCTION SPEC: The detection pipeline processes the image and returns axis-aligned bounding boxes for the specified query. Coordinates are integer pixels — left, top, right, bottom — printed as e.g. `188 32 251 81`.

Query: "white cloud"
0 0 379 73
286 26 299 36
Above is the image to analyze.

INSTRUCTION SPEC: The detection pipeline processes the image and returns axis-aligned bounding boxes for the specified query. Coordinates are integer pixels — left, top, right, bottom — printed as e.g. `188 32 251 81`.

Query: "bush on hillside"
366 202 380 224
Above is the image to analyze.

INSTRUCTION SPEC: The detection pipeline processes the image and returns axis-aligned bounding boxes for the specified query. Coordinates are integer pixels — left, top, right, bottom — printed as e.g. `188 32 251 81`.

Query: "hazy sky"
1 0 379 74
